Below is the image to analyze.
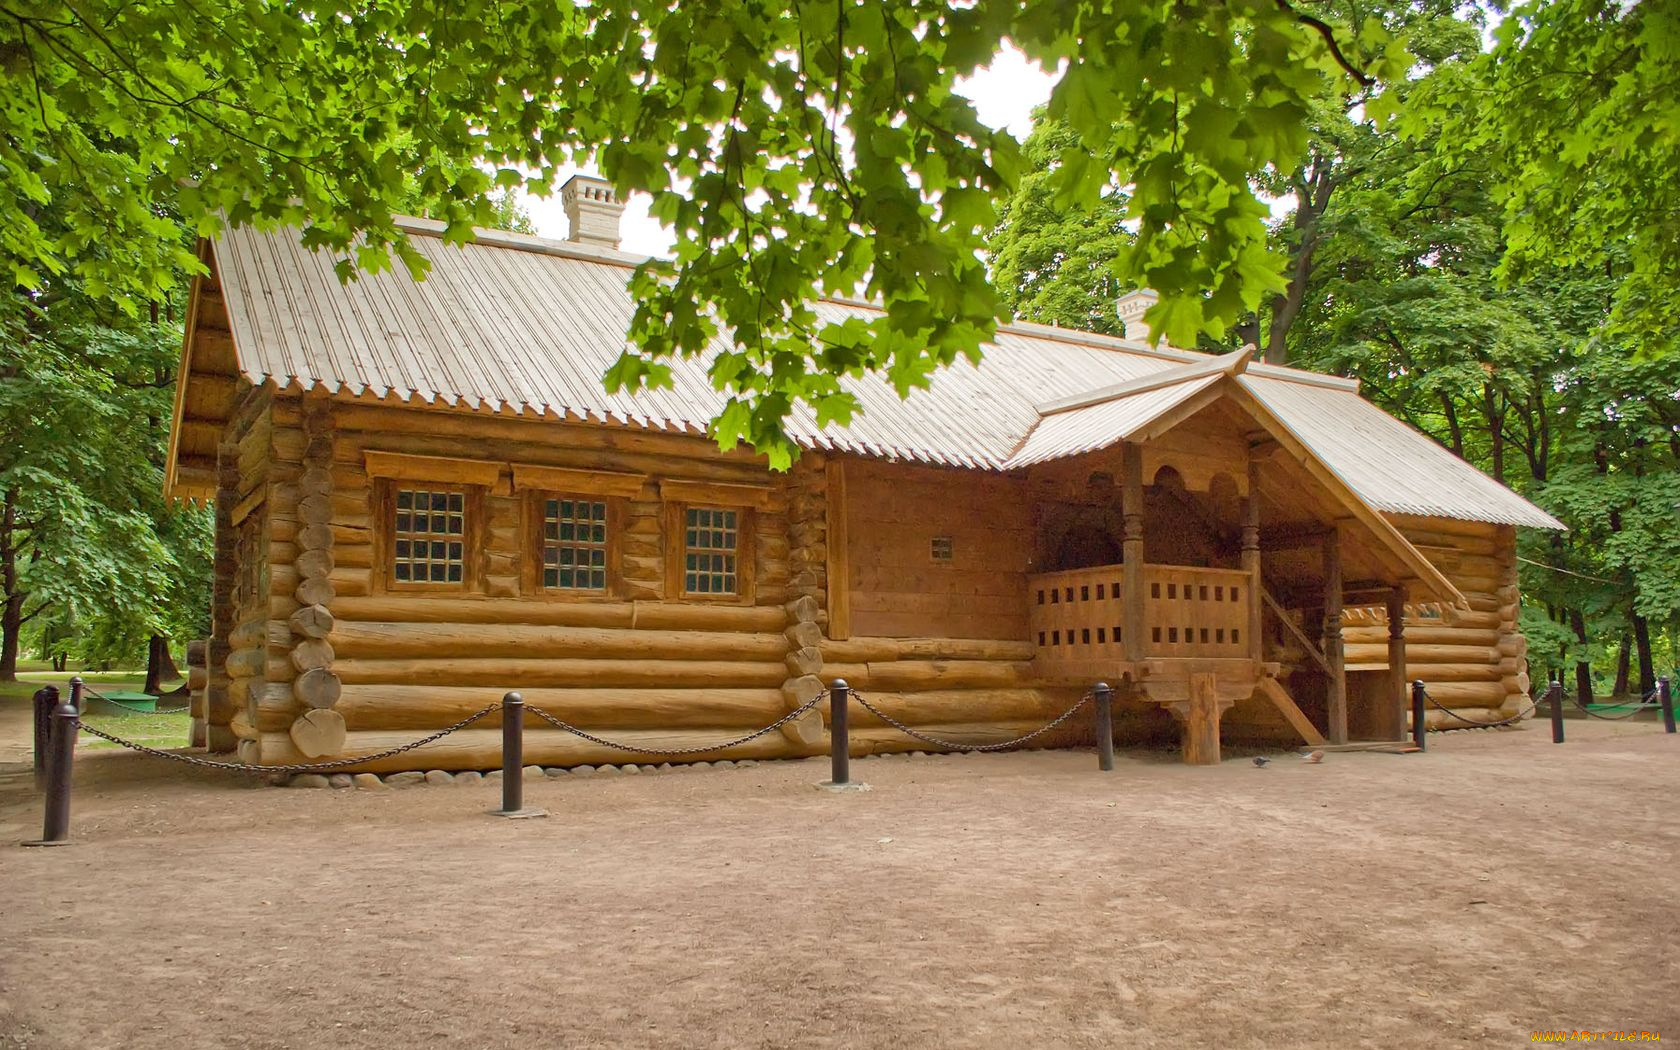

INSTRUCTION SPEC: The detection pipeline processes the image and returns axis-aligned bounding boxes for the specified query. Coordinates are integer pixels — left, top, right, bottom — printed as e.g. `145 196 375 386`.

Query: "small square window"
542 497 609 592
930 536 954 562
391 486 468 588
684 507 738 596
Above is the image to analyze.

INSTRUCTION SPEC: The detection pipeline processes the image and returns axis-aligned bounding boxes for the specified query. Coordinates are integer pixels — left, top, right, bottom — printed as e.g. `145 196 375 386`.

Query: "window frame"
664 501 756 604
521 491 624 600
376 479 484 594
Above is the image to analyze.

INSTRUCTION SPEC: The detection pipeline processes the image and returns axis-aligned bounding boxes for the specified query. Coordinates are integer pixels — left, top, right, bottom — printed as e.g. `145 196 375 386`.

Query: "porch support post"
1386 585 1408 742
1323 527 1347 745
1120 442 1146 664
1242 457 1263 661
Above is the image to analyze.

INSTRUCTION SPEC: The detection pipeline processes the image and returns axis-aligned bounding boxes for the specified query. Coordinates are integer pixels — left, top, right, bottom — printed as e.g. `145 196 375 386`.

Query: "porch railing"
1028 563 1253 671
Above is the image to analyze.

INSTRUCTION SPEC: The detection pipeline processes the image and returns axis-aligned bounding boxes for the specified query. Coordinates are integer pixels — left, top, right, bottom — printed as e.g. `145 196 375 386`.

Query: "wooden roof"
168 219 1562 532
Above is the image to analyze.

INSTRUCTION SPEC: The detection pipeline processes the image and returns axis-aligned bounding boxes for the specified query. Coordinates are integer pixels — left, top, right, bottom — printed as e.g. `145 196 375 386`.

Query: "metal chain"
1571 687 1658 722
1421 686 1538 731
81 685 191 715
524 691 829 757
73 703 500 775
850 689 1094 752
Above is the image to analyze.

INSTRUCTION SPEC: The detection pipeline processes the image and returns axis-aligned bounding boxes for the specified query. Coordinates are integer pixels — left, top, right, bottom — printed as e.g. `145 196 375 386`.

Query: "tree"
3 0 1415 463
987 118 1132 336
0 294 212 680
1416 0 1680 346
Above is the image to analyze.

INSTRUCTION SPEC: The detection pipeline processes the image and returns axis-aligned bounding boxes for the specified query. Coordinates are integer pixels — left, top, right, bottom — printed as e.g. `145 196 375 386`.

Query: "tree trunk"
143 634 181 694
1569 609 1593 707
0 591 19 682
1612 633 1632 697
0 499 18 682
1632 614 1656 697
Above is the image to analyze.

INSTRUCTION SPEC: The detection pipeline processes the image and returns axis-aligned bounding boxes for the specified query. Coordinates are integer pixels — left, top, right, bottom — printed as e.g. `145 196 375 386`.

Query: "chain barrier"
82 684 191 715
524 691 830 757
1571 686 1659 722
851 689 1095 752
74 703 500 775
1421 685 1539 731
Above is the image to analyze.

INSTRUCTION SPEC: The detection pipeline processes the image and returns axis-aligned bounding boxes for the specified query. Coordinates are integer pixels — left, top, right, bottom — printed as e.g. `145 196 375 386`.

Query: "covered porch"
1008 348 1464 763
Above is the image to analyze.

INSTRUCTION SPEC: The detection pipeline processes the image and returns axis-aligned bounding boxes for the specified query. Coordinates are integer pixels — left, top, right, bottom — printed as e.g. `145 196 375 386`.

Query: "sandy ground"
0 704 1675 1050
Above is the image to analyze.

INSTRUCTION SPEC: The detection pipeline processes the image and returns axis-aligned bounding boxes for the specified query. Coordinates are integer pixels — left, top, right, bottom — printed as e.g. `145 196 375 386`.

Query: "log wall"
244 398 810 770
1346 517 1529 730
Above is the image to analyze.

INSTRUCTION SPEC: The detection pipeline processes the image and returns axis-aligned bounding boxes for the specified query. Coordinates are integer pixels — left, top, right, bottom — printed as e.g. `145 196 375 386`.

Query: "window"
392 487 467 585
930 536 953 562
683 506 738 596
542 497 608 592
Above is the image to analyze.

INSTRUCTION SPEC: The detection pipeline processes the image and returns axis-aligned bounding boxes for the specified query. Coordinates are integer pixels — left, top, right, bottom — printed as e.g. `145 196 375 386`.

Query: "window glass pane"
542 497 609 592
391 487 469 587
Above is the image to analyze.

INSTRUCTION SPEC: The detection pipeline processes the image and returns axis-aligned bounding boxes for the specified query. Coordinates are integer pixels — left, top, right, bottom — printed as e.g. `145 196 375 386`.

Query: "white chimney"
561 174 624 250
1116 289 1159 342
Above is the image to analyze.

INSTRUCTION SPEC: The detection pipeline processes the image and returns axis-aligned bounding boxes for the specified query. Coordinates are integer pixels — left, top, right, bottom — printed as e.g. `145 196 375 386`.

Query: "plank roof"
195 218 1562 529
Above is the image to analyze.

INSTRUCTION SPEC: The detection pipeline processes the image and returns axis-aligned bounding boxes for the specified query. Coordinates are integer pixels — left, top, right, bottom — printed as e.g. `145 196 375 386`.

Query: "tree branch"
1273 0 1375 87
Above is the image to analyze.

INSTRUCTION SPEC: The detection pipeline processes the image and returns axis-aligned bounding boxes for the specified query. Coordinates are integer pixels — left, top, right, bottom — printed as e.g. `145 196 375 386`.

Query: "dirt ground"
0 702 1675 1049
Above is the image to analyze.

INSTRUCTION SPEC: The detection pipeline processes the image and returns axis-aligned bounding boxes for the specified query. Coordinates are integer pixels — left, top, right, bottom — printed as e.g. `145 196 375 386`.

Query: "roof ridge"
1035 346 1253 416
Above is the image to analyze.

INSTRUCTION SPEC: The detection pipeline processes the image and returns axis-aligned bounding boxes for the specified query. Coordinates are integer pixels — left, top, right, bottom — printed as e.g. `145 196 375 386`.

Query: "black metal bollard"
1548 678 1565 744
32 685 58 789
28 682 80 846
829 679 850 787
1659 677 1675 735
1094 682 1115 771
1411 680 1427 752
499 691 524 814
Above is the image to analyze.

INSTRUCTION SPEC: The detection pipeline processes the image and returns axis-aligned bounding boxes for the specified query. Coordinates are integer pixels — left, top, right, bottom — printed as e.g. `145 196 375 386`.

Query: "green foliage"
1414 0 1680 346
988 118 1132 335
2 0 1403 461
0 291 213 671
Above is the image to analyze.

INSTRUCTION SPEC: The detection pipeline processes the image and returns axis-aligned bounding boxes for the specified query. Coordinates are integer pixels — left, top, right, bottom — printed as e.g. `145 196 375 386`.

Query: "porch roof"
170 218 1562 532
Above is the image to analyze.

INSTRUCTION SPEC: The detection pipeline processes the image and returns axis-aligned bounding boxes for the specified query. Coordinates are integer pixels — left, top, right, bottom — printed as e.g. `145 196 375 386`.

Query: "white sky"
520 46 1060 256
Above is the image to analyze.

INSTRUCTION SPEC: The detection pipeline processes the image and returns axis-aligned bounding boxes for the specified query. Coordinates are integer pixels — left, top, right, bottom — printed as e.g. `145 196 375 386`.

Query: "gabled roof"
177 218 1563 530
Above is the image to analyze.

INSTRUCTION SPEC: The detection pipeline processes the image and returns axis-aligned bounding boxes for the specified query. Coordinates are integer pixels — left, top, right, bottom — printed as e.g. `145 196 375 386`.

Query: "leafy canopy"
3 0 1406 462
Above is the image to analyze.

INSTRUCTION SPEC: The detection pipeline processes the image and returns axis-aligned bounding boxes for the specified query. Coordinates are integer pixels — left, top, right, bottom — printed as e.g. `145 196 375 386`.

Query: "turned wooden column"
1322 527 1347 745
1386 585 1408 742
1242 457 1263 660
1120 443 1146 664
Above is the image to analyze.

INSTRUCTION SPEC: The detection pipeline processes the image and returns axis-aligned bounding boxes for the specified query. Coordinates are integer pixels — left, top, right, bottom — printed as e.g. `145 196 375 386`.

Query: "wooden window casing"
378 481 483 593
523 493 624 599
664 502 755 604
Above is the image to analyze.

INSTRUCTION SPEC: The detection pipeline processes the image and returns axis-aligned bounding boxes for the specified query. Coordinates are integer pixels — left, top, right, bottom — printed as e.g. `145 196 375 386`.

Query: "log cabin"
165 176 1563 771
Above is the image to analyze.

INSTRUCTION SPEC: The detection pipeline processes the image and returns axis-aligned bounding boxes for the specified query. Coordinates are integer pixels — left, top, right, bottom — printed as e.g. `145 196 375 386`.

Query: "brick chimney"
1116 289 1159 342
561 174 624 250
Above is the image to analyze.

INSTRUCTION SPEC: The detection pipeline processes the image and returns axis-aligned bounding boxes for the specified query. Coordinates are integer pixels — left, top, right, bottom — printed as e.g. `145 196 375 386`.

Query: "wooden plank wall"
845 460 1033 640
1345 517 1528 729
237 397 824 771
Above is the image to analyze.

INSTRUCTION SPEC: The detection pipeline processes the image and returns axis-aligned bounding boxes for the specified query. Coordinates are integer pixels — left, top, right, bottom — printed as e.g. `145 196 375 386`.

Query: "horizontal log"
1409 703 1531 731
333 657 787 689
327 595 787 633
329 621 790 662
822 660 1036 691
333 685 788 732
1344 643 1500 665
1344 662 1515 682
254 724 811 773
1387 514 1504 540
1413 680 1509 706
819 636 1037 664
833 688 1086 730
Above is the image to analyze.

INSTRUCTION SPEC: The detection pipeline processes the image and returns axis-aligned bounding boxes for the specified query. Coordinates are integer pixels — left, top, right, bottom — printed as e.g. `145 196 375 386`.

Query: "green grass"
4 670 193 751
